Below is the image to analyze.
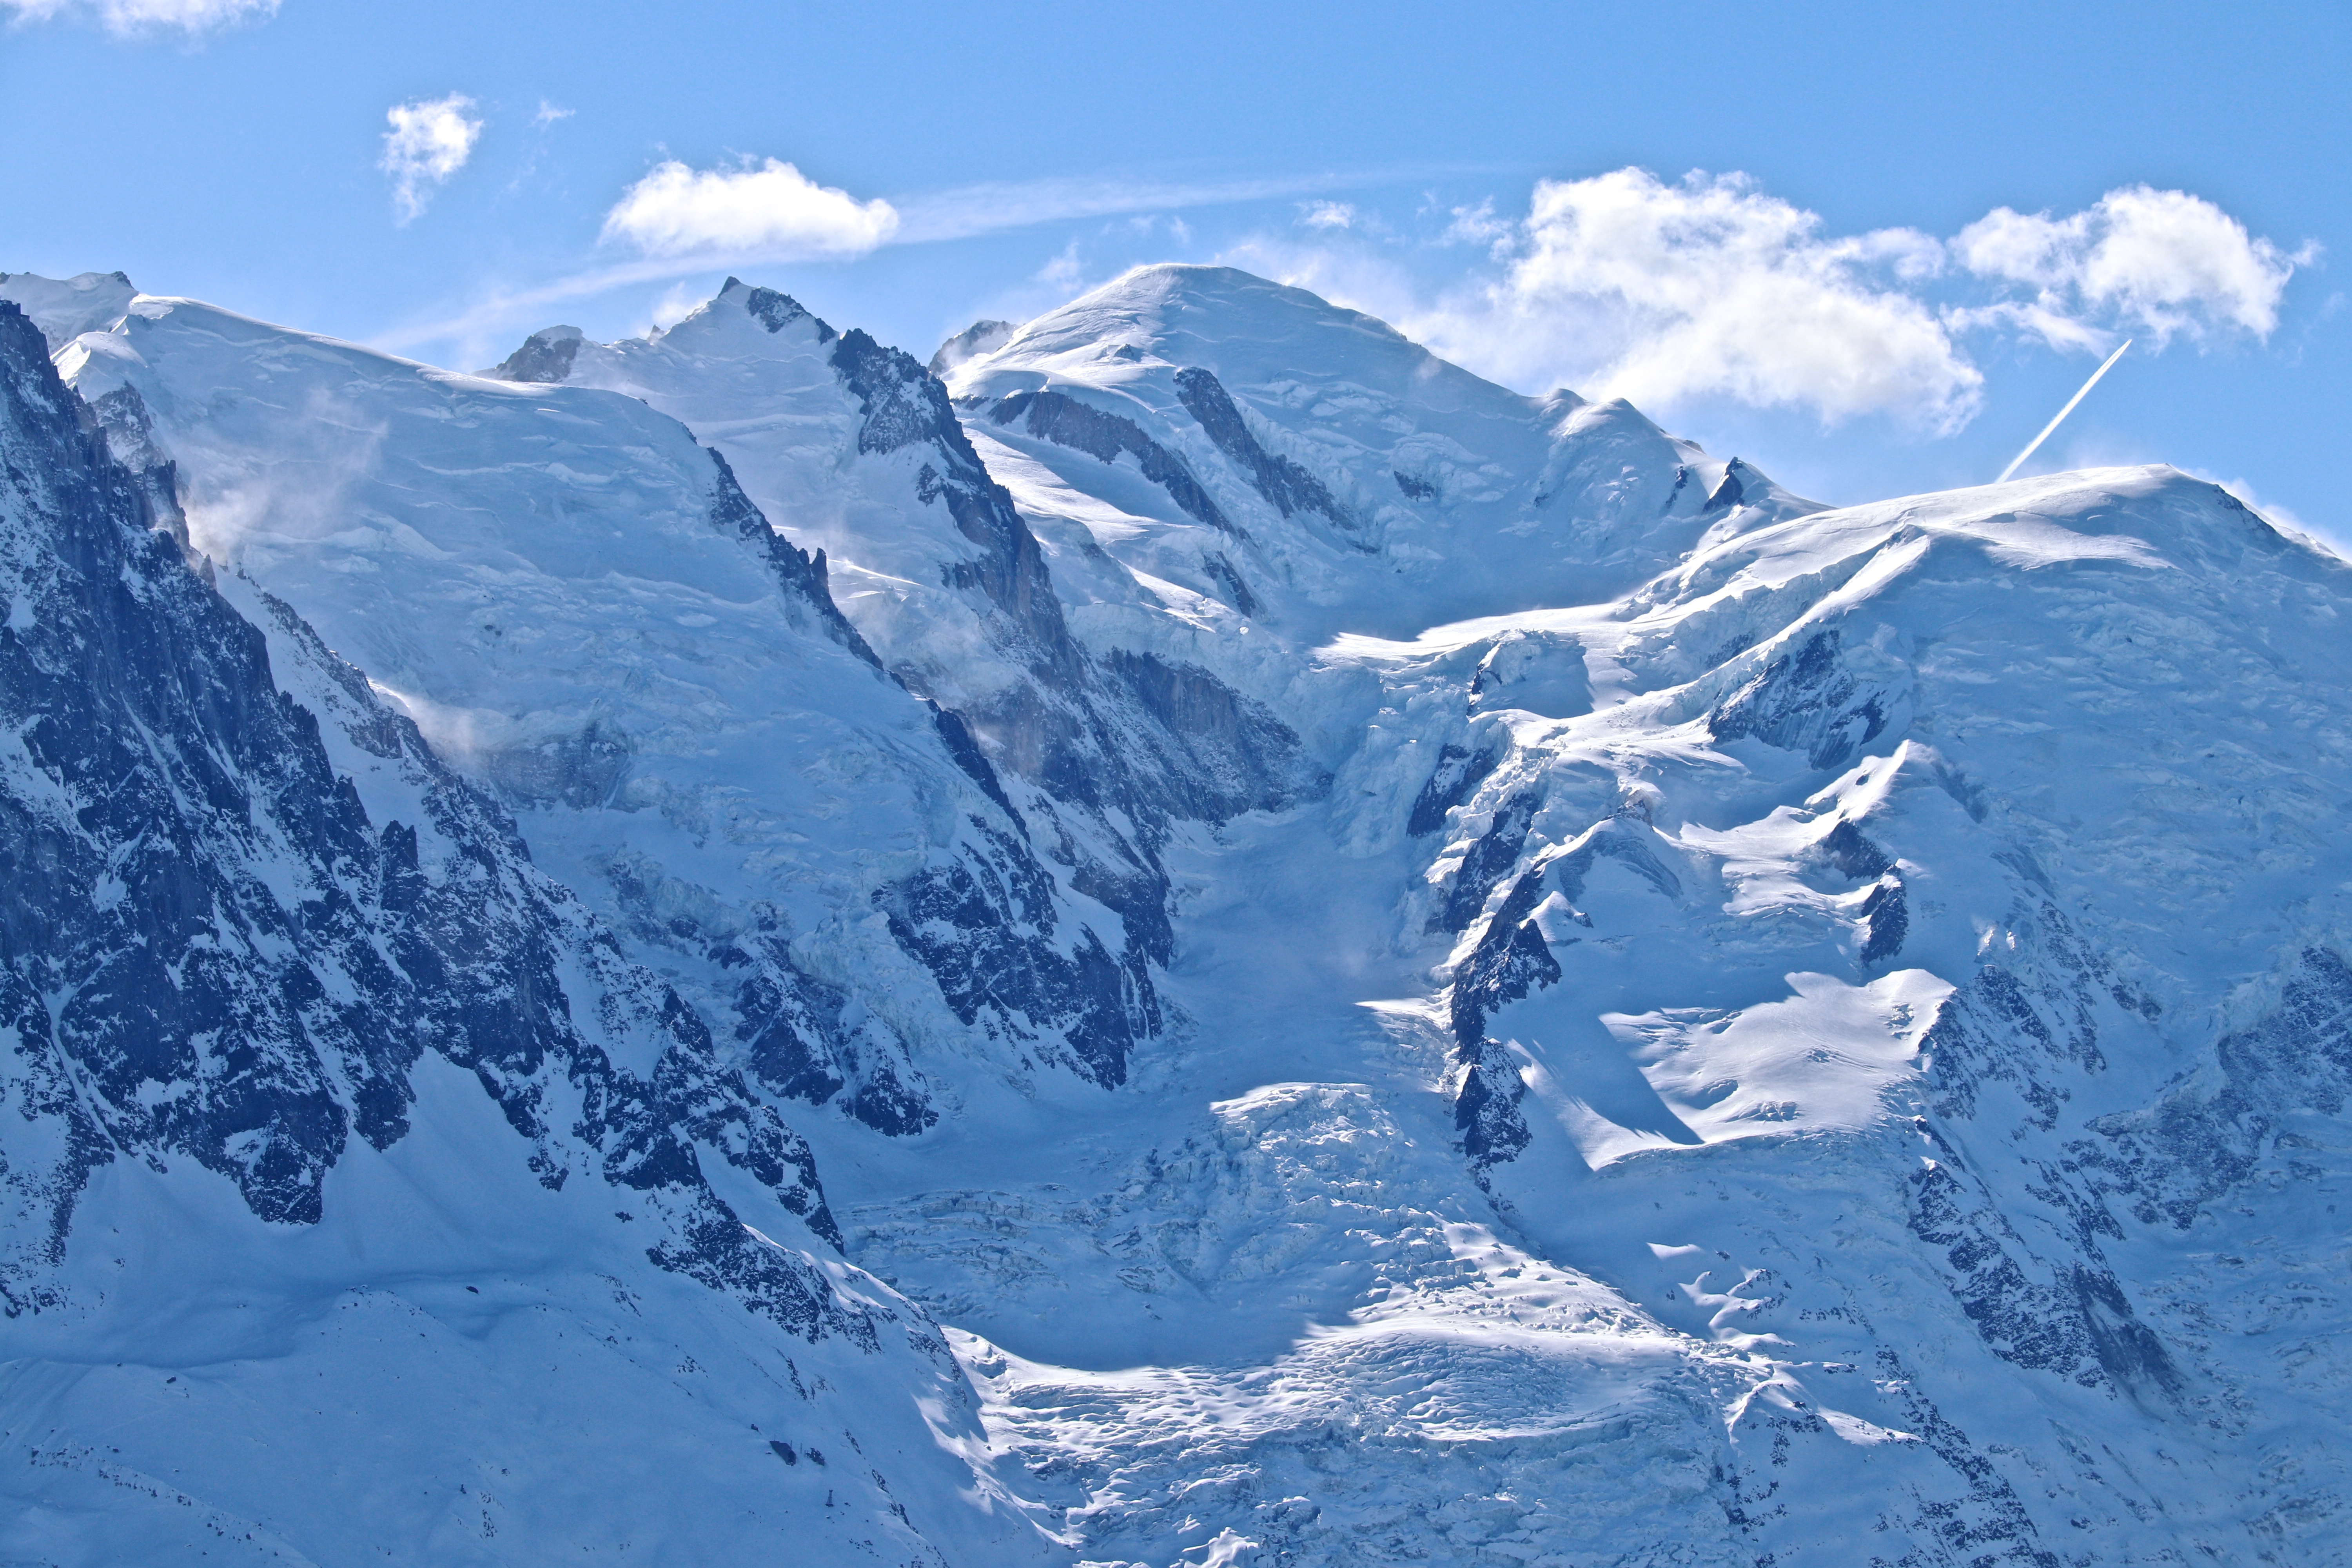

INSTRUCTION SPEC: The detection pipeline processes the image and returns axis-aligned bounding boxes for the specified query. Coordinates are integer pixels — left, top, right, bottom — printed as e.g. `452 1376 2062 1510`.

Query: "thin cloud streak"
886 168 1411 244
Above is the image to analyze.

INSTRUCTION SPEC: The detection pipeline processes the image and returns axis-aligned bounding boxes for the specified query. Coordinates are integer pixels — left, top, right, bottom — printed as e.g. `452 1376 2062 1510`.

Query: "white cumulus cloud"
381 94 483 226
1300 201 1356 230
0 0 275 34
600 158 899 260
1422 168 1981 431
1955 184 2314 344
1229 170 2313 434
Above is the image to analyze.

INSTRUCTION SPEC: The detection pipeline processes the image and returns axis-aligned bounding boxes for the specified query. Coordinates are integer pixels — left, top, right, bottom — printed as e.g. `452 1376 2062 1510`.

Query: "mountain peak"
0 269 140 352
928 318 1016 378
976 264 1416 386
485 322 585 383
709 276 836 341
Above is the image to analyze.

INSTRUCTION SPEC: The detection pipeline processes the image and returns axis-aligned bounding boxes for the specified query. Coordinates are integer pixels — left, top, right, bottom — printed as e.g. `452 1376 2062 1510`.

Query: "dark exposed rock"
1408 742 1502 838
874 822 1147 1089
1663 464 1691 512
741 281 836 343
80 382 191 557
989 387 1241 539
1710 628 1897 772
706 446 881 668
1103 648 1323 822
1198 550 1259 618
813 336 1337 1106
1819 820 1906 963
1857 1350 2068 1567
1453 1036 1533 1167
1920 931 2110 1129
1818 818 1891 879
1446 860 1553 1169
1908 1134 2179 1402
849 347 1080 682
1702 459 1748 514
489 325 584 384
1443 814 1695 1166
1448 866 1563 1052
1173 367 1349 529
1435 788 1543 934
926 700 1020 824
1858 879 1908 964
2087 944 2352 1231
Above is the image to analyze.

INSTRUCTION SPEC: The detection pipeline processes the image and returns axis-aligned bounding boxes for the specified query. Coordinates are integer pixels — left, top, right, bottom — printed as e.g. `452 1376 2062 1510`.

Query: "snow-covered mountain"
2 262 2347 1566
0 297 1043 1565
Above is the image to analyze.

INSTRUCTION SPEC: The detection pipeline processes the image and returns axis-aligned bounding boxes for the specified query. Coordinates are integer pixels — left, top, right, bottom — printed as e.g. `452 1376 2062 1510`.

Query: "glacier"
0 261 2347 1565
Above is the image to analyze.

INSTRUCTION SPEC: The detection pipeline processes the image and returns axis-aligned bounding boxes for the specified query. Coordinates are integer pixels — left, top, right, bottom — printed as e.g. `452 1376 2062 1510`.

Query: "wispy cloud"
885 168 1392 245
1034 239 1087 292
1226 169 2315 433
533 100 574 127
0 0 275 35
381 94 483 226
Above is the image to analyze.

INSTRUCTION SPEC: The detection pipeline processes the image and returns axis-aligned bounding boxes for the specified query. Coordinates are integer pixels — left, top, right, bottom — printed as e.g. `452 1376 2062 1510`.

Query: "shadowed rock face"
822 325 1328 1074
1710 627 1897 772
0 300 858 1338
745 281 835 341
1408 742 1501 838
988 385 1240 539
1173 365 1348 530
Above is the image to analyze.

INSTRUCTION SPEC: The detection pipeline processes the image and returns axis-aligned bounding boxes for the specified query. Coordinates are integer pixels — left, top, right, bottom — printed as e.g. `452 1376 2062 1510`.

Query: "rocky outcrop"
1711 627 1901 773
987 385 1241 539
1173 366 1349 530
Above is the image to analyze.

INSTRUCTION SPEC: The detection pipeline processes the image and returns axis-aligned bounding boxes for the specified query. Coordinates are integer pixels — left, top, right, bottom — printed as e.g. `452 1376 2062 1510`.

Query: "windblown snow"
2 261 2347 1566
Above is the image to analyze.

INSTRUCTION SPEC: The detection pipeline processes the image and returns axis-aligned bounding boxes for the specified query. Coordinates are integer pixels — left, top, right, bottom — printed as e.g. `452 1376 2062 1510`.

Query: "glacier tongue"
4 260 2352 1564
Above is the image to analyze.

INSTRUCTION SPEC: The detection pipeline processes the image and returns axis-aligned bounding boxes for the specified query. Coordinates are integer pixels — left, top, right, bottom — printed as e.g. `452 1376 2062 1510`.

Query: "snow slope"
903 273 2352 1563
492 282 1331 1087
946 265 1816 643
1294 463 2352 1561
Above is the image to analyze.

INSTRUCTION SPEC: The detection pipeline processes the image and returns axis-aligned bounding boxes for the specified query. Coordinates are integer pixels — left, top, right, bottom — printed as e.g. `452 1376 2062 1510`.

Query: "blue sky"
3 0 2344 530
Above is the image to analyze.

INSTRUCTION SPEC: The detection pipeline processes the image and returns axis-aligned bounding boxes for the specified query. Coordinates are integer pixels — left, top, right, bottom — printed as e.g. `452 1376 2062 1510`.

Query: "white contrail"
1996 338 2132 483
